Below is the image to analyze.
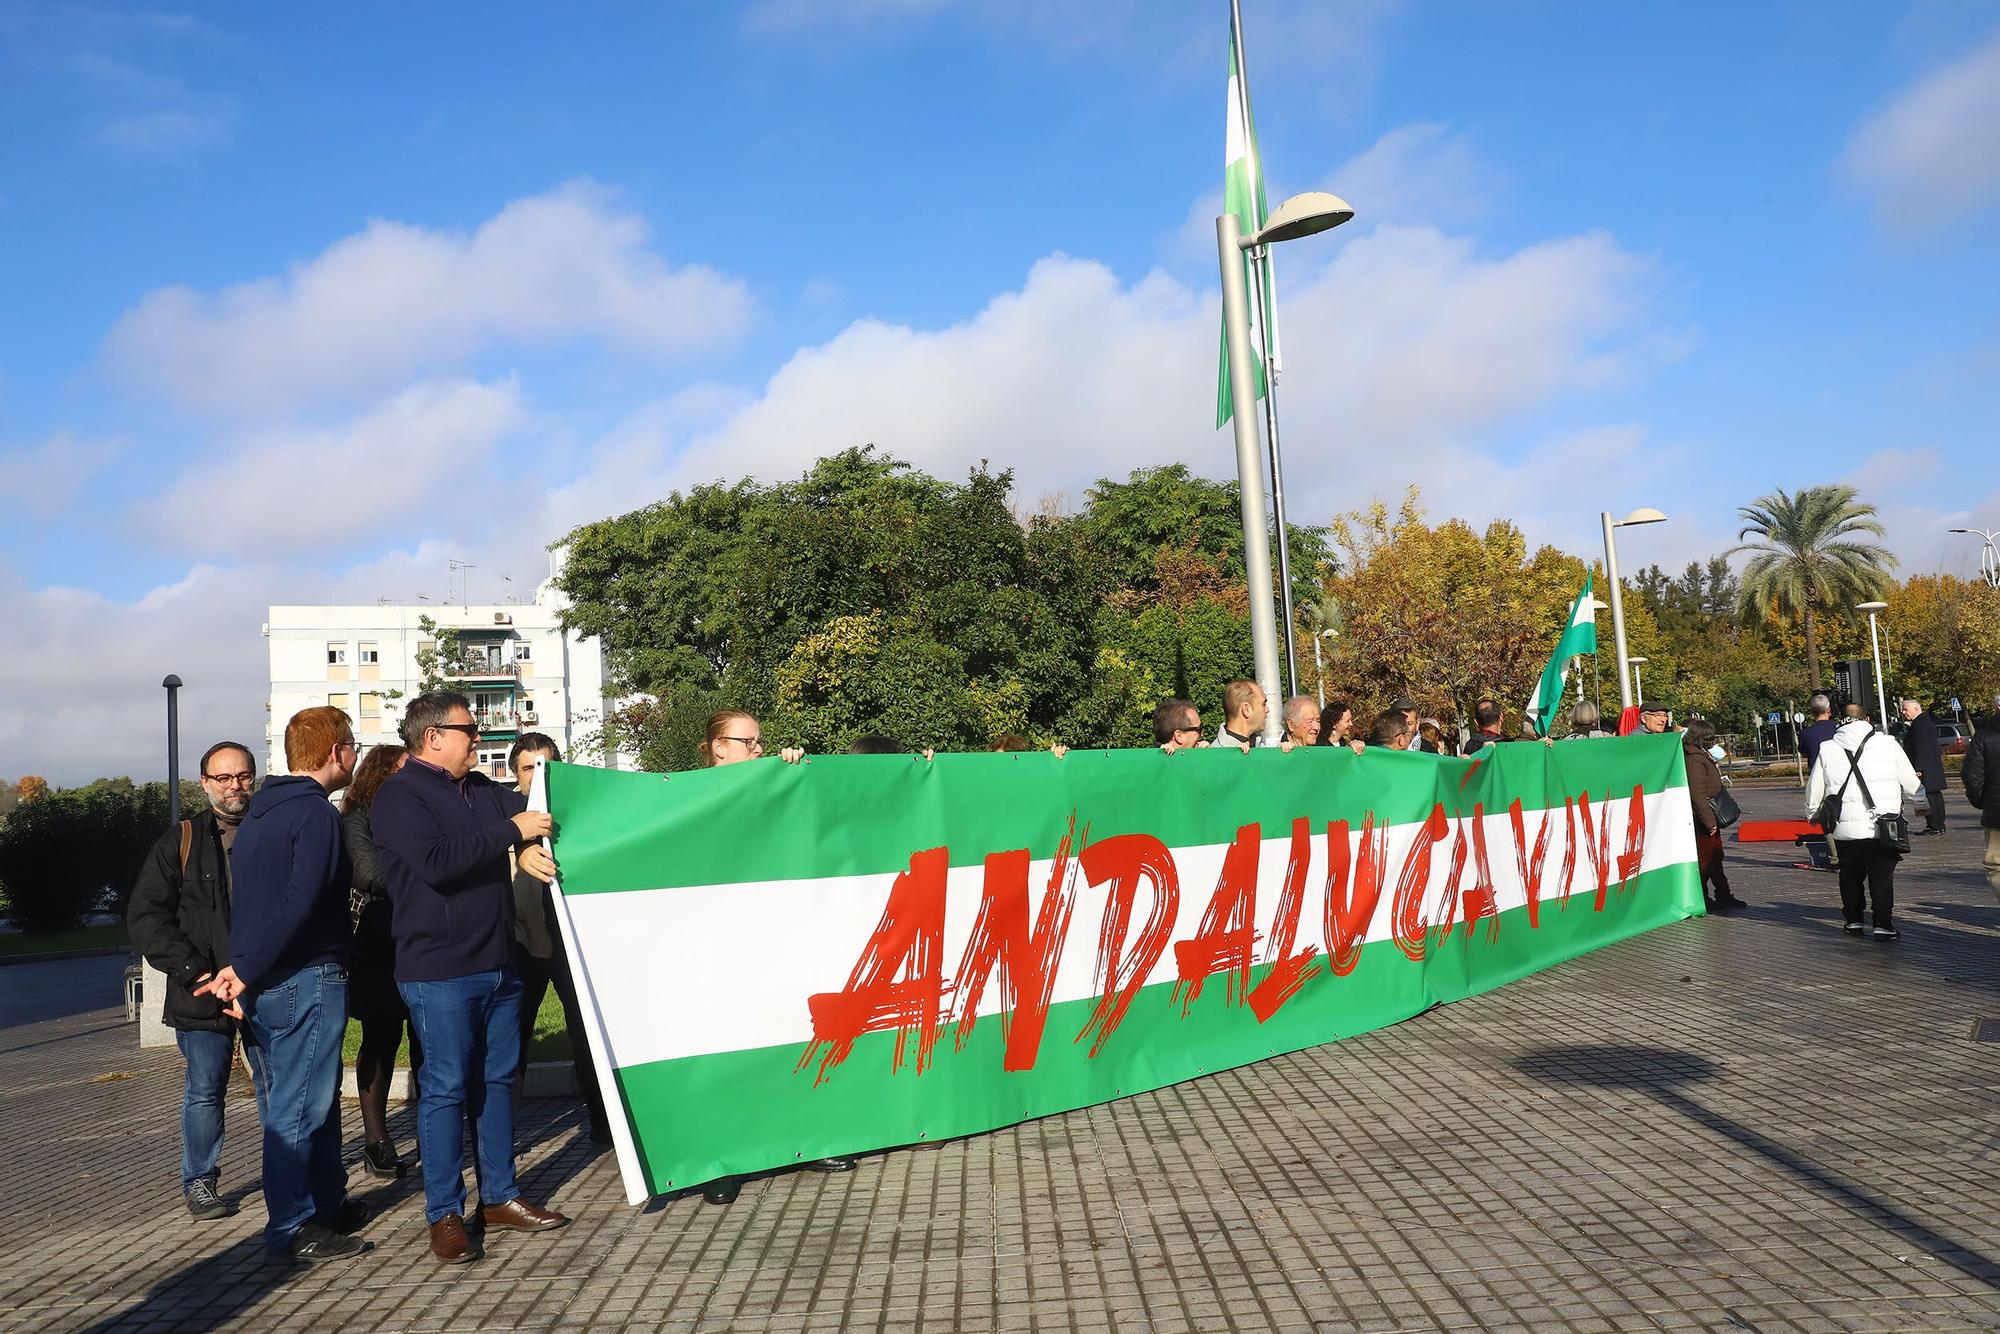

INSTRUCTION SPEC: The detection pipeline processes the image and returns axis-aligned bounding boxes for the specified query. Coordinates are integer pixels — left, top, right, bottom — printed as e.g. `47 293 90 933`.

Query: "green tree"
1729 485 1895 690
0 778 195 932
414 614 464 695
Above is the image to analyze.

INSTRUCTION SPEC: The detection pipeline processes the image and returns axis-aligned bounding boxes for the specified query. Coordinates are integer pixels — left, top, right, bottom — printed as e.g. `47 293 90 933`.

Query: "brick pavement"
0 785 1996 1333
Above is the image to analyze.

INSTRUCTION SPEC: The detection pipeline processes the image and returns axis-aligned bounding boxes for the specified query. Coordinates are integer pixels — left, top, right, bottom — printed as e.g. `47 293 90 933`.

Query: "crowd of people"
126 677 2000 1267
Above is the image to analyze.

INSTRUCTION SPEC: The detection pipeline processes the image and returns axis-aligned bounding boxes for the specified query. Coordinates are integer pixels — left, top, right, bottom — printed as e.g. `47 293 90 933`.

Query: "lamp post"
1218 190 1354 741
1627 656 1648 704
1947 527 2000 589
1599 507 1667 710
1311 626 1337 710
1856 600 1890 726
162 674 182 826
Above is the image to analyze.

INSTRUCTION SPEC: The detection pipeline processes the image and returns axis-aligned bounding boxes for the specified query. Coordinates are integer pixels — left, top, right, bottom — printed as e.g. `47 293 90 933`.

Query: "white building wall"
264 578 629 779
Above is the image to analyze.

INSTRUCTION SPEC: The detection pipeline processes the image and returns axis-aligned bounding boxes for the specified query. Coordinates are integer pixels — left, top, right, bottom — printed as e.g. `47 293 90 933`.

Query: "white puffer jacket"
1804 719 1921 842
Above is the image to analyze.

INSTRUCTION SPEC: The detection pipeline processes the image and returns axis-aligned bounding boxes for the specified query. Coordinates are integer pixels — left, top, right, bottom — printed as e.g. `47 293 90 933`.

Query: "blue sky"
2 0 1998 781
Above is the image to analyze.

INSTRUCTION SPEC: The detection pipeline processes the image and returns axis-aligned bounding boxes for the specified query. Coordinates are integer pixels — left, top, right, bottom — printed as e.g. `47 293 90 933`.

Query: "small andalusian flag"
1526 576 1599 737
1216 15 1279 429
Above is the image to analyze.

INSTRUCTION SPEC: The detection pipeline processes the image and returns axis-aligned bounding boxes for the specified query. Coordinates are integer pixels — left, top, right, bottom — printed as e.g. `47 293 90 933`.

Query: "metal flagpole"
1230 0 1299 701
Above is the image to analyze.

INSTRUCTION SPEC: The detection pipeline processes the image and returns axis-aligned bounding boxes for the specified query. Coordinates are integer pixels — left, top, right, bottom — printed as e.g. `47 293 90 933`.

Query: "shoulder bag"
1845 739 1912 853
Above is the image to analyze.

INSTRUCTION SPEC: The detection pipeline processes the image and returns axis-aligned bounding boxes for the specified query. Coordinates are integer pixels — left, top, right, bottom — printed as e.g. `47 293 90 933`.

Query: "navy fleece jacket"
369 759 528 983
228 774 352 990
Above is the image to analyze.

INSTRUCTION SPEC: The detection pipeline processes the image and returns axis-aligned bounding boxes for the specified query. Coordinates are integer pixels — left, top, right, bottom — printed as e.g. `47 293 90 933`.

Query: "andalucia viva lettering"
541 736 1702 1203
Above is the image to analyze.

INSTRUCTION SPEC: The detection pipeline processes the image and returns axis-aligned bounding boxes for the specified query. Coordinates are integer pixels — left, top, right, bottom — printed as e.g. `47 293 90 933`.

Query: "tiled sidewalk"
1 787 1996 1332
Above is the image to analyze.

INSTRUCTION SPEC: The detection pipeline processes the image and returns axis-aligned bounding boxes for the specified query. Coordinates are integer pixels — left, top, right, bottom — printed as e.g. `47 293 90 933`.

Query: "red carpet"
1737 819 1820 843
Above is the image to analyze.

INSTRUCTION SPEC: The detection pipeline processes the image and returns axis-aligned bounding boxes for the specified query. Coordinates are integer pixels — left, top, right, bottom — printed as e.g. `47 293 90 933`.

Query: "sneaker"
281 1222 371 1265
1871 925 1900 940
361 1140 407 1180
1842 922 1866 935
184 1178 233 1221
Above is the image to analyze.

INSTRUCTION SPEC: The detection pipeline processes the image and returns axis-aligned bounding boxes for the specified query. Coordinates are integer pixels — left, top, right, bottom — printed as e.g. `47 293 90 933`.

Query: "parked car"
1936 721 1968 757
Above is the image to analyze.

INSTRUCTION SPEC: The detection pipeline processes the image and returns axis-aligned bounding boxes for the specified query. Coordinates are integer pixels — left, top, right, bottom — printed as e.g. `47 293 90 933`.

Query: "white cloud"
664 221 1652 539
1844 27 2000 230
88 106 227 153
1325 123 1502 229
0 432 121 518
147 379 529 557
104 182 753 417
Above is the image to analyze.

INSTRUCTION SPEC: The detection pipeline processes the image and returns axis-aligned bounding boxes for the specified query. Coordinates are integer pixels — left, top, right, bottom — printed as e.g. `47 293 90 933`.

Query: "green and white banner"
541 737 1702 1204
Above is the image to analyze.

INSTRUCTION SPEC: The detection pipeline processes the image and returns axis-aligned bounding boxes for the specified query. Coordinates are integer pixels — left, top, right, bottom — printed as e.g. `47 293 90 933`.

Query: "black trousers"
516 943 610 1134
1835 838 1899 928
1922 785 1946 832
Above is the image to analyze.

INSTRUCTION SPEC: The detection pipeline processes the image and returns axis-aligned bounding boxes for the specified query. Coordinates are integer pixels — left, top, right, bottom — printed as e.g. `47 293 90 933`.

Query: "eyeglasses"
1174 726 1201 736
201 771 255 787
720 735 764 751
431 723 482 739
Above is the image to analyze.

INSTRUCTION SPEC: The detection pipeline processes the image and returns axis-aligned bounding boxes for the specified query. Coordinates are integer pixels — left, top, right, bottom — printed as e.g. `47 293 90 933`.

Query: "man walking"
372 692 569 1264
1964 695 2000 900
1799 694 1837 771
1899 699 1947 834
127 740 266 1221
204 707 366 1264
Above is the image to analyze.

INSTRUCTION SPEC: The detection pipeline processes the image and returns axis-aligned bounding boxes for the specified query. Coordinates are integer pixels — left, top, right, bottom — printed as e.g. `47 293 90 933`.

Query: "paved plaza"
1 786 1996 1333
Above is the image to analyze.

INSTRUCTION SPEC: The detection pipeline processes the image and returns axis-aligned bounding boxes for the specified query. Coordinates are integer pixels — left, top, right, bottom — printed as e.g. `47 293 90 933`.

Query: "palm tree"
1729 485 1896 689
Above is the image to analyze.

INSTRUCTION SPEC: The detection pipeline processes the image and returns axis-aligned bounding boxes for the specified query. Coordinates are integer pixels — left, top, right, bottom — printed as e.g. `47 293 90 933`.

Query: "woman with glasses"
342 743 421 1179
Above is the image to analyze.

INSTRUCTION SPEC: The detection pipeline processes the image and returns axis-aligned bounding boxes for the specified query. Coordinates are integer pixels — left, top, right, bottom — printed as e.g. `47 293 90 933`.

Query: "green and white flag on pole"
1526 575 1599 737
1216 11 1279 429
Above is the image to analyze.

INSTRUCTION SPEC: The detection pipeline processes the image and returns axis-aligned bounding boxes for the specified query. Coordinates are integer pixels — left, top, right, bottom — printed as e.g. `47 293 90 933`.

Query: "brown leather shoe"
429 1214 479 1264
478 1197 571 1232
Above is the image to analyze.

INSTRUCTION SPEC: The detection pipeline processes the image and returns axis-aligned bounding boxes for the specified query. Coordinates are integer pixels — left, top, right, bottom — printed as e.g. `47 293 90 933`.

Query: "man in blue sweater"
200 705 368 1264
371 691 569 1264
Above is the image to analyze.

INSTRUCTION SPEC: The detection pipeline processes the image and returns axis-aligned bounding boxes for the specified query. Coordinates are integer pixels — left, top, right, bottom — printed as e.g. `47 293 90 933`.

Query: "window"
418 639 437 656
326 643 348 665
477 746 510 777
513 642 532 662
359 693 381 719
358 643 380 665
327 692 351 711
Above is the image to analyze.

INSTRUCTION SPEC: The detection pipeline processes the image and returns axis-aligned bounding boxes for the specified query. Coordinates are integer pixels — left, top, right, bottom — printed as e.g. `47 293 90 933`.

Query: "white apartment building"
265 576 628 780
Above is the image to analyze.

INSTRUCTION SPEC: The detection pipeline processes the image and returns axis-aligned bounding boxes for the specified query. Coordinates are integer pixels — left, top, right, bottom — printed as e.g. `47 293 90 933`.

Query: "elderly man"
372 691 568 1264
1280 696 1321 748
1635 700 1672 735
127 741 267 1223
204 708 367 1265
1899 699 1947 835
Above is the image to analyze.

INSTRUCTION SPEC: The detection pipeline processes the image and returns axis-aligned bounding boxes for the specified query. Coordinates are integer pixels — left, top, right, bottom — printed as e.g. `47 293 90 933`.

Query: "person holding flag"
1525 577 1600 738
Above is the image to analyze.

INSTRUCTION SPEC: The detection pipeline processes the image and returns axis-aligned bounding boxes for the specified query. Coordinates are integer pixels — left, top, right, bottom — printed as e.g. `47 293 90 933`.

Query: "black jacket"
126 811 237 1033
371 758 528 983
1901 710 1947 788
1965 717 2000 830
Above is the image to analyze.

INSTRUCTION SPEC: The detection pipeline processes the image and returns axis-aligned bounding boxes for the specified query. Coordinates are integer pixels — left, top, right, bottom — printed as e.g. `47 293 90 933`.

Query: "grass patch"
0 922 129 958
338 983 573 1067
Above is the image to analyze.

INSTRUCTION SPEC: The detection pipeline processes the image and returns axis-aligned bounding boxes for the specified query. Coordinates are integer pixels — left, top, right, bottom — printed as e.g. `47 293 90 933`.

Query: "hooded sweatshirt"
228 774 352 991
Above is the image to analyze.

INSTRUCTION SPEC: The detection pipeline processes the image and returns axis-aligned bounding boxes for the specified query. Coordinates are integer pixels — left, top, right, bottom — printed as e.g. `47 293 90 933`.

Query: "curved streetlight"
1219 190 1356 741
1600 508 1667 710
1947 527 2000 589
1855 601 1890 726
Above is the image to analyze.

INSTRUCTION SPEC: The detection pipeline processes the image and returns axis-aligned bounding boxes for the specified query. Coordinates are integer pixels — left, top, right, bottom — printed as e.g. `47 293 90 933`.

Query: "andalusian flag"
1526 576 1600 737
539 740 1701 1203
1216 12 1279 428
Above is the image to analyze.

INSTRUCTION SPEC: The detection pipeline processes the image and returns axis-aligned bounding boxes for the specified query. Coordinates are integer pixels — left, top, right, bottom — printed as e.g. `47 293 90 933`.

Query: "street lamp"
162 674 183 826
1219 190 1355 741
1600 507 1666 711
1855 600 1890 725
1947 527 2000 589
1626 655 1648 703
1311 626 1337 710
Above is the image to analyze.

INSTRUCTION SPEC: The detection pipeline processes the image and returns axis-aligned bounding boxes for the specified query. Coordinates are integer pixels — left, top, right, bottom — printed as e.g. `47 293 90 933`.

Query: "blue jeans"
243 962 349 1251
175 1028 265 1189
400 969 522 1225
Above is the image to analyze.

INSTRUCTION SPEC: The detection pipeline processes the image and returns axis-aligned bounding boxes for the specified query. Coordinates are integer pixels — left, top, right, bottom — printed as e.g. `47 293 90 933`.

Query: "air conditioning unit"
521 711 538 725
493 612 512 625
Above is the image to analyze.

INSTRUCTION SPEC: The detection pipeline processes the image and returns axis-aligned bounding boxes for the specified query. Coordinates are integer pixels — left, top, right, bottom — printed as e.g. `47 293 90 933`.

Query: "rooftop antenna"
447 559 476 606
502 573 514 604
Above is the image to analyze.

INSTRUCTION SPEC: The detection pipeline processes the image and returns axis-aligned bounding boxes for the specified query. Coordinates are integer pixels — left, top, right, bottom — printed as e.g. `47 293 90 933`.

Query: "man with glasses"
201 707 369 1264
127 741 267 1222
1153 698 1207 753
371 691 569 1264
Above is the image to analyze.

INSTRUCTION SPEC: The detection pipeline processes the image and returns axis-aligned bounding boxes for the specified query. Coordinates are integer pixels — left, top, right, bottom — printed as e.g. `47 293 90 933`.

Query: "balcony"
444 652 521 682
476 709 522 734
